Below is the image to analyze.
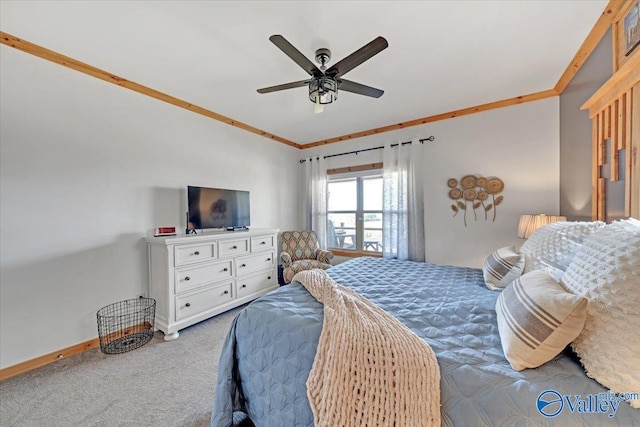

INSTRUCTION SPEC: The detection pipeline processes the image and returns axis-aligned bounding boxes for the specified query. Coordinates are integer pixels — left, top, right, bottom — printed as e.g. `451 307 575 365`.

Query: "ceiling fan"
257 35 388 113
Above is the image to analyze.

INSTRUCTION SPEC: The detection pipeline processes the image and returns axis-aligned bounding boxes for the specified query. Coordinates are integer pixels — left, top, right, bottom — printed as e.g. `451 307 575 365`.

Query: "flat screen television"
187 186 250 231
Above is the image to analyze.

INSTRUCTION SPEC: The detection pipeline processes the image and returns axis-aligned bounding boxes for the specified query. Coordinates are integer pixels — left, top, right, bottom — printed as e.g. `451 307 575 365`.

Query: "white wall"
0 40 562 369
303 97 560 268
0 47 300 369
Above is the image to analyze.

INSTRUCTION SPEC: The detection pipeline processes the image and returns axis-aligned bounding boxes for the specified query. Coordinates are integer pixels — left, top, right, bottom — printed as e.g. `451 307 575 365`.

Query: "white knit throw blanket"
293 269 441 427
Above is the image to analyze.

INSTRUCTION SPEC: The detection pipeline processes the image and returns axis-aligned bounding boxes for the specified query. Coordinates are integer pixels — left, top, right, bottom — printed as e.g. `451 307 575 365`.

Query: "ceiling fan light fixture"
309 76 338 105
313 96 324 114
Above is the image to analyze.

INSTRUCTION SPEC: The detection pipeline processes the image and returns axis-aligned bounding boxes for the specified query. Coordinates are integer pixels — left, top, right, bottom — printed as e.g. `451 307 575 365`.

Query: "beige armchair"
280 230 333 284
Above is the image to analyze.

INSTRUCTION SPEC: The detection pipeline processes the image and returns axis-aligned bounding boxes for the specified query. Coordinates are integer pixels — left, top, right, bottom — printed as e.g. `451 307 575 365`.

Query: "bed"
211 220 640 426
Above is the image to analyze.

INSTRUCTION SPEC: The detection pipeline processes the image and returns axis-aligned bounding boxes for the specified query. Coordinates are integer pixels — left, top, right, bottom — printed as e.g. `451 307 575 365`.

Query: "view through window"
327 172 383 253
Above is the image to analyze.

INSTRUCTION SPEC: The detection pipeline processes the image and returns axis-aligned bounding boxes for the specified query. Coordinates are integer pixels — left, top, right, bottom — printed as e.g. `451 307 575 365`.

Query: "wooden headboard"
582 0 640 221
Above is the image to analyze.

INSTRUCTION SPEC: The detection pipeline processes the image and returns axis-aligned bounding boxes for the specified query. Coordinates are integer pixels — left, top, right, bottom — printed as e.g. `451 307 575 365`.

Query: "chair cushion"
283 260 331 284
281 231 320 262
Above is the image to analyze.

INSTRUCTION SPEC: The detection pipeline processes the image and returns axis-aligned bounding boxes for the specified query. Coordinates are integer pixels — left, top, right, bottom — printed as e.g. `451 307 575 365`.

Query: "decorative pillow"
482 246 524 290
520 221 605 276
495 270 587 371
561 218 640 409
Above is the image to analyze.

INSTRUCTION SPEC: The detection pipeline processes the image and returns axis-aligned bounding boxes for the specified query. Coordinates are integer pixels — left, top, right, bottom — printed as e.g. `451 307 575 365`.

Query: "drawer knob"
223 290 229 294
241 284 247 288
268 276 271 280
260 241 266 245
223 267 228 272
185 276 191 281
241 263 246 267
185 303 191 307
194 251 200 256
267 258 271 261
232 245 237 249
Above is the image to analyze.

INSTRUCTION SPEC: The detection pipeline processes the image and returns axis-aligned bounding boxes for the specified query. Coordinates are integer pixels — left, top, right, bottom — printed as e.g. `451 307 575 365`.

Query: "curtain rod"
299 136 435 163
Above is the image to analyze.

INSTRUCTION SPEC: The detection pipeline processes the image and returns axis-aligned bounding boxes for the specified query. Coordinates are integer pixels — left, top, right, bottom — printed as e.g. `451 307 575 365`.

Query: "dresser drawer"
219 238 249 258
174 243 215 267
237 270 277 299
236 251 275 275
251 235 275 252
175 260 233 293
175 282 233 321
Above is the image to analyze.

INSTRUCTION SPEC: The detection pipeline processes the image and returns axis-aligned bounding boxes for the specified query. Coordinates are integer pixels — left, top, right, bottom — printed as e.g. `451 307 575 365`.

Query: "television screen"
188 186 250 230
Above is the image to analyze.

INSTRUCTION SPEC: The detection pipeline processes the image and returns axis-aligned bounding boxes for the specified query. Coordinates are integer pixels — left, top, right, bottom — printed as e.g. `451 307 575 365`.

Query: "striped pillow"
482 246 524 290
495 270 587 371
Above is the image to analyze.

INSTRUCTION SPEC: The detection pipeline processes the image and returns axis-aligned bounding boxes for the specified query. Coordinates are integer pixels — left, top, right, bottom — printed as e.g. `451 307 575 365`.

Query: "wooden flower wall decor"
448 175 504 226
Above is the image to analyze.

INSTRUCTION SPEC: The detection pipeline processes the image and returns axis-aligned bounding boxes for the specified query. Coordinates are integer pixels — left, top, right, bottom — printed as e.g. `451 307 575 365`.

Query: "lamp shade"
309 76 338 104
517 214 567 239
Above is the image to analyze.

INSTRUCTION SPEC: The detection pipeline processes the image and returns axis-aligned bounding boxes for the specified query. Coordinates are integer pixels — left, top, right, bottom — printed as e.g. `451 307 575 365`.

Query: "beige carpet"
0 306 241 427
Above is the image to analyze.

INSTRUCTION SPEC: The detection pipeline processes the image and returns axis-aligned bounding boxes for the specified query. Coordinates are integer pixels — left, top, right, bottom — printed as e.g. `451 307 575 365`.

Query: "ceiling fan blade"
338 79 384 98
257 80 310 94
326 36 388 78
269 35 322 77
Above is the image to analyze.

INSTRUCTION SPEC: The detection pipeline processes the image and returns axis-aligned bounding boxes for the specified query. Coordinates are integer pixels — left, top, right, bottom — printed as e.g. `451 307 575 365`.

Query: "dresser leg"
164 332 180 341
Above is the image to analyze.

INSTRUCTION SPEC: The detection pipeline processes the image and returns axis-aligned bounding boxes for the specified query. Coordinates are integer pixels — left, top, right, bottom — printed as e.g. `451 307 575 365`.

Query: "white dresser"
147 228 279 340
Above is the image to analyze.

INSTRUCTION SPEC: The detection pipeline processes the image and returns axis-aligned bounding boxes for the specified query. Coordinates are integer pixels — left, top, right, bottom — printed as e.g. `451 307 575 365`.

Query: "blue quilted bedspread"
211 257 640 426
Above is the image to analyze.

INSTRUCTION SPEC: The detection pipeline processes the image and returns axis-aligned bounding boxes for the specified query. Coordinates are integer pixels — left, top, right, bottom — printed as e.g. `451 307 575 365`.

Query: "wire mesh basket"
97 297 156 355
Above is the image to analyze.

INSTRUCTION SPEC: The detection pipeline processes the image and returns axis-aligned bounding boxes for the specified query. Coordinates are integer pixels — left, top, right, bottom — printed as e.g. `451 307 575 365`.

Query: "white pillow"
482 246 524 290
520 221 605 276
495 270 587 371
561 218 640 409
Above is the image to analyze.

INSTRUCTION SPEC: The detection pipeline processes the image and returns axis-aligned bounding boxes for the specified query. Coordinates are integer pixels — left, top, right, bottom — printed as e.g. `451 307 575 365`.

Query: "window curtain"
303 157 328 249
382 138 425 261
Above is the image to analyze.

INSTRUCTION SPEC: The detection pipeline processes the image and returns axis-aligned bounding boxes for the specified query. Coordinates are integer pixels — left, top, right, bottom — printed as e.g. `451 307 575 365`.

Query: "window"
327 171 383 253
